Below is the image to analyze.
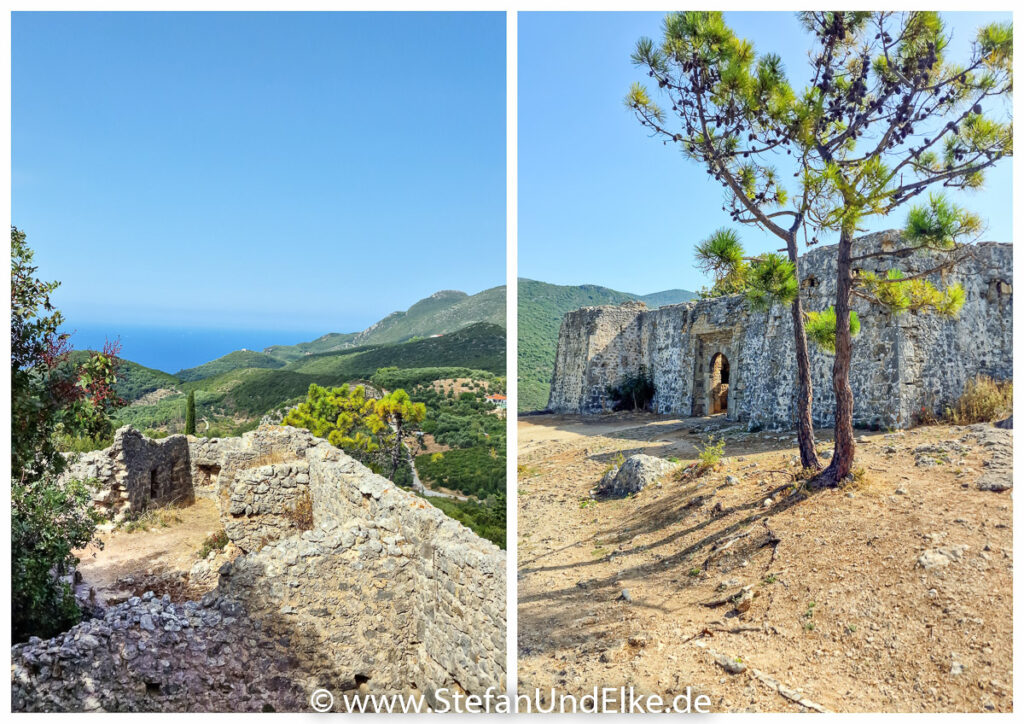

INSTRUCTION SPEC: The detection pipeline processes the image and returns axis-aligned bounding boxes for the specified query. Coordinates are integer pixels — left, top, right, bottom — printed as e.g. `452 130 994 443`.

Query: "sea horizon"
63 322 330 375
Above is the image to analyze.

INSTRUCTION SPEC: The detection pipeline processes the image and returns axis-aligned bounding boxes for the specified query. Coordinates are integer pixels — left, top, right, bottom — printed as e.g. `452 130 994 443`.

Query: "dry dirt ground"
75 497 228 606
517 412 1013 713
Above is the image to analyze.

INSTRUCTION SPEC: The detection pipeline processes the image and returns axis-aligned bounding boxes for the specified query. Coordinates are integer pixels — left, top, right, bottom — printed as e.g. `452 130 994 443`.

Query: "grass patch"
945 375 1012 424
197 529 229 559
282 490 314 531
602 452 626 477
120 506 184 533
517 464 540 479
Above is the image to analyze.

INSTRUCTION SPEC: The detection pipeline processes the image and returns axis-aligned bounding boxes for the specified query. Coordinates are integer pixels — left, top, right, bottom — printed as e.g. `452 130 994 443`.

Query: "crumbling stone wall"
188 435 245 496
224 461 312 552
14 426 506 712
549 232 1012 429
61 427 194 518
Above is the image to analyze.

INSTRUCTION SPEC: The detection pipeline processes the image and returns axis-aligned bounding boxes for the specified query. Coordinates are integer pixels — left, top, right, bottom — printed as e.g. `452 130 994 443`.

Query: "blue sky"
519 11 1012 295
13 11 506 334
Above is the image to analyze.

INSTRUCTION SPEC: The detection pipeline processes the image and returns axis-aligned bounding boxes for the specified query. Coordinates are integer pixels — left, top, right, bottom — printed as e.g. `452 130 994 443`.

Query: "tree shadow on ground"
518 473 818 659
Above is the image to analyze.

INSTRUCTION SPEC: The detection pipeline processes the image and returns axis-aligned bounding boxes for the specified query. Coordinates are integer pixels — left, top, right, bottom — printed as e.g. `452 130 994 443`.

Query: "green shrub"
415 445 505 498
53 431 113 454
697 435 726 469
11 476 103 641
197 529 230 559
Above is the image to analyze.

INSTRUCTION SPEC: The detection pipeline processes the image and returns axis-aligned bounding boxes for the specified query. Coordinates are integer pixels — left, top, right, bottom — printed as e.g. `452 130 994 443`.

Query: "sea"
63 323 327 375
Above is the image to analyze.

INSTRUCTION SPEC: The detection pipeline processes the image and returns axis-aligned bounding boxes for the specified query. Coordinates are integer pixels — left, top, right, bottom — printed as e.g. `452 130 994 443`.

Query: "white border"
3 3 1022 721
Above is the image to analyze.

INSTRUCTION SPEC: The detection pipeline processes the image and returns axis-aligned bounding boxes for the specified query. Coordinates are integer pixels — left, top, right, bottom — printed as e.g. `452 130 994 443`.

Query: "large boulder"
597 454 676 498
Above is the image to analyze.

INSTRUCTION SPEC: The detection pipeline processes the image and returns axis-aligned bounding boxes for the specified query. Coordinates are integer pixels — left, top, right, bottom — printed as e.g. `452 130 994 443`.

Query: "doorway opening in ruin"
709 353 730 414
150 469 159 500
195 463 221 489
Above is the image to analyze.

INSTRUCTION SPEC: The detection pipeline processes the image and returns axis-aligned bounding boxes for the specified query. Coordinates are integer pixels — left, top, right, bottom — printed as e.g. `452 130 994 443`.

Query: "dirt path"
517 413 1012 713
75 498 223 606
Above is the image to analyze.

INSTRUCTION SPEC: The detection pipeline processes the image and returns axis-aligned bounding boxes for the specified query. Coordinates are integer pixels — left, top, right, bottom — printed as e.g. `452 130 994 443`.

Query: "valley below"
66 287 508 547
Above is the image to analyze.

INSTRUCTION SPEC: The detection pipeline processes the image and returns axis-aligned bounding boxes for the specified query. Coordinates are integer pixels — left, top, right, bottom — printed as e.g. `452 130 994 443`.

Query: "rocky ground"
517 412 1013 713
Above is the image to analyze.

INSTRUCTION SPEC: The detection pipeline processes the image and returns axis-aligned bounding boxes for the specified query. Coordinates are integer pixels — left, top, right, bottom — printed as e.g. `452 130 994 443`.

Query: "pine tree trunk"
787 232 820 470
817 226 856 487
391 416 403 481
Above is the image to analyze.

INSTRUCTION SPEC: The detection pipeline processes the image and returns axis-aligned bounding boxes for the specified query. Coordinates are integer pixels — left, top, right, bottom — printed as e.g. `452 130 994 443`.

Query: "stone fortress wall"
549 231 1012 430
13 426 506 712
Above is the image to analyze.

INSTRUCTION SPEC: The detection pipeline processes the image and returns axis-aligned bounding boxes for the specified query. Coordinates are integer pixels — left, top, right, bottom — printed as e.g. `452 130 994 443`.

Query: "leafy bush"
11 475 103 641
197 529 230 559
11 228 123 641
945 375 1012 424
53 431 114 454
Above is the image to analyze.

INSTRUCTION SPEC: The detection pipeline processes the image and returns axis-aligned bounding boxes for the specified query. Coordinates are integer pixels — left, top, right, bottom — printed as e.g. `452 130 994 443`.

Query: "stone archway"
709 352 730 414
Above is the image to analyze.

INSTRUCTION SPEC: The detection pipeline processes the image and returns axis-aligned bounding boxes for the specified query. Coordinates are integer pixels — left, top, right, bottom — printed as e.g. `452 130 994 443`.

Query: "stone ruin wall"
60 428 195 518
549 231 1012 430
15 426 506 712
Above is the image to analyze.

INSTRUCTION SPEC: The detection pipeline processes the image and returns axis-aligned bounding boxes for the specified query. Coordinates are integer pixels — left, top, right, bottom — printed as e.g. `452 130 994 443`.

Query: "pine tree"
628 13 823 469
629 11 1011 484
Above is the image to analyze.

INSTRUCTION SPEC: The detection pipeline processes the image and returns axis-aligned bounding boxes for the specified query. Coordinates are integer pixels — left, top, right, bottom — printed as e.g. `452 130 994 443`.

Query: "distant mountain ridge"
262 286 505 363
109 321 505 437
517 278 696 412
101 285 507 437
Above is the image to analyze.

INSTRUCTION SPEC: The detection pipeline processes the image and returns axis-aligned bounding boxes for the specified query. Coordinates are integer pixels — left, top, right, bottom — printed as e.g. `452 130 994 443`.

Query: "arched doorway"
709 352 730 414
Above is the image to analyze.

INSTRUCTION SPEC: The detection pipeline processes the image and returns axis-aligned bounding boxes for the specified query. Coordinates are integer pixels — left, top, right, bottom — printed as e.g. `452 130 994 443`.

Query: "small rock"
714 653 747 674
919 545 969 570
618 589 632 603
734 588 754 613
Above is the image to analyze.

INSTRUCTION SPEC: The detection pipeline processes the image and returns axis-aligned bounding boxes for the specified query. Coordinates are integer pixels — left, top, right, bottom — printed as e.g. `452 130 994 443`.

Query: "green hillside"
67 350 181 403
176 349 286 381
116 322 505 435
264 286 505 360
263 332 358 362
284 323 505 378
637 289 698 308
517 278 696 412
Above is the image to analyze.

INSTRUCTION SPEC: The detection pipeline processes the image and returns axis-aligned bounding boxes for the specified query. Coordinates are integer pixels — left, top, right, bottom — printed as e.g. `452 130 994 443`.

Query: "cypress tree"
185 391 196 435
